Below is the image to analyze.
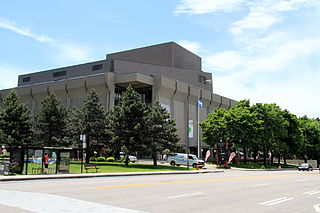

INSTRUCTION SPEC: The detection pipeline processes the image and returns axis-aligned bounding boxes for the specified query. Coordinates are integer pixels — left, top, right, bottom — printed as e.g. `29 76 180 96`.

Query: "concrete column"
48 81 68 109
30 84 49 114
86 73 108 110
66 77 87 109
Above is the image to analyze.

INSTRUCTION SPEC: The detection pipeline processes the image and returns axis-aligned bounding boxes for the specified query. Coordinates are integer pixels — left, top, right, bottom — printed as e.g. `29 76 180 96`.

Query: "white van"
167 153 204 168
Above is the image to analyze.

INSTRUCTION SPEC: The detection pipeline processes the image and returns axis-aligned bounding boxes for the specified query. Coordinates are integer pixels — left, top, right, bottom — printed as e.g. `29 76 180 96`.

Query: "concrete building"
0 42 236 158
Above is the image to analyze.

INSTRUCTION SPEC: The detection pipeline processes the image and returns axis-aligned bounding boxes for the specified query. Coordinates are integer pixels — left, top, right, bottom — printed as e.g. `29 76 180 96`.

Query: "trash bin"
0 161 10 175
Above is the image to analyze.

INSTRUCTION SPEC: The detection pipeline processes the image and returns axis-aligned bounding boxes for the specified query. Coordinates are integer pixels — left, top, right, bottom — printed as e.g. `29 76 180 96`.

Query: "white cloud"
174 0 245 14
178 40 201 53
230 11 281 35
214 70 320 118
0 17 92 64
206 38 320 118
229 0 318 35
0 63 24 89
204 51 244 72
0 17 54 43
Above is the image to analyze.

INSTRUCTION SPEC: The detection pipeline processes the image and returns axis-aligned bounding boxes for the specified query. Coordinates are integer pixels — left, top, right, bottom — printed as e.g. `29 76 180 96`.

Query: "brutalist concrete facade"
0 42 236 158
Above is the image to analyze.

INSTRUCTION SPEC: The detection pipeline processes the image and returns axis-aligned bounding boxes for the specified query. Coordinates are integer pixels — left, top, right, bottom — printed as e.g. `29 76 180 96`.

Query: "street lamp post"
188 78 212 160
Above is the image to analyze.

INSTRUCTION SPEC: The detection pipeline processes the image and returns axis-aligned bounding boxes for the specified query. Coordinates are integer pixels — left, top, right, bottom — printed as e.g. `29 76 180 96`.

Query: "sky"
0 0 319 118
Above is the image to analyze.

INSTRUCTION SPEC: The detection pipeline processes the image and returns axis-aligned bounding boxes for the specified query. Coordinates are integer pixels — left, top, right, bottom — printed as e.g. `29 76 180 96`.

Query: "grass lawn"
19 161 193 175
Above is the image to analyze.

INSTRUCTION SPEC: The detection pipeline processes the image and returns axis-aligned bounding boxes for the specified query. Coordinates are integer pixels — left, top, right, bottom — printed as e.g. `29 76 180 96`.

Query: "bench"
84 164 99 173
32 167 54 174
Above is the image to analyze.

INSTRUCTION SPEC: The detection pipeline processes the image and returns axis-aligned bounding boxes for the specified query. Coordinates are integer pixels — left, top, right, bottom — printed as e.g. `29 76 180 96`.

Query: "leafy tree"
70 89 108 163
251 103 288 166
145 102 180 166
35 92 69 147
279 110 303 164
200 108 230 156
107 85 148 166
227 100 261 164
0 90 33 147
298 116 320 163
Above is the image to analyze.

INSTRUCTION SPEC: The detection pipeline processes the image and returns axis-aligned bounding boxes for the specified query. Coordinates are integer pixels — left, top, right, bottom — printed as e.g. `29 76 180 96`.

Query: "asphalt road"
0 169 320 213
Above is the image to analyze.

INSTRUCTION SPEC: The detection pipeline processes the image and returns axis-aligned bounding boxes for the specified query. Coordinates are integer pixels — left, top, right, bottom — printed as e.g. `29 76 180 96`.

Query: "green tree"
71 89 108 163
107 85 148 166
145 102 180 166
200 108 229 148
298 116 320 163
227 100 261 164
251 103 288 166
279 110 303 164
35 92 69 147
0 90 33 147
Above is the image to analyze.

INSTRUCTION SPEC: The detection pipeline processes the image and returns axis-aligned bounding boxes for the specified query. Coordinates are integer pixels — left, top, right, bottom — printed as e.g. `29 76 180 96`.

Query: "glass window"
198 75 207 84
92 64 103 71
53 70 66 78
22 77 31 82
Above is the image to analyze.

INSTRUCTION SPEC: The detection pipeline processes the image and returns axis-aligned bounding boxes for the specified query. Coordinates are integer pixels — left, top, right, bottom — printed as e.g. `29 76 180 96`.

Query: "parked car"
128 155 137 163
167 153 204 168
119 152 137 163
298 163 313 171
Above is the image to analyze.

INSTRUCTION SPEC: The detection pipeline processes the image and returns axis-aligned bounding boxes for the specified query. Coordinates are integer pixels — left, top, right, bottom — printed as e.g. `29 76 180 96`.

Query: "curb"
0 170 224 182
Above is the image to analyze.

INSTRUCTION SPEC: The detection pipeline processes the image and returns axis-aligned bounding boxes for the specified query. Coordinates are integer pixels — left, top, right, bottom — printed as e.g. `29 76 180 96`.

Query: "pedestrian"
42 153 49 174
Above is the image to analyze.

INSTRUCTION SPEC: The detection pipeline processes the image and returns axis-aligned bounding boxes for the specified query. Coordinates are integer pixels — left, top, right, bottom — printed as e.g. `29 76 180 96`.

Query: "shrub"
90 157 97 162
96 156 105 162
0 152 10 158
106 157 115 162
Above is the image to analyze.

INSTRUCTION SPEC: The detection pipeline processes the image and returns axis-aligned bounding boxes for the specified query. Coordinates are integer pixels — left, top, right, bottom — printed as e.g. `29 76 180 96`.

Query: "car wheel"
170 161 175 166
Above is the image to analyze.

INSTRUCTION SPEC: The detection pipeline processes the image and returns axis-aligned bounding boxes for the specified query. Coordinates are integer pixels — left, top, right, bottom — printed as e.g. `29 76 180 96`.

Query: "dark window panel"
53 71 67 78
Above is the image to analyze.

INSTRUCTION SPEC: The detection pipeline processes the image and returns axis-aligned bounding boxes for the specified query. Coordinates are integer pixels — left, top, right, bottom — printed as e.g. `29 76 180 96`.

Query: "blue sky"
0 0 319 118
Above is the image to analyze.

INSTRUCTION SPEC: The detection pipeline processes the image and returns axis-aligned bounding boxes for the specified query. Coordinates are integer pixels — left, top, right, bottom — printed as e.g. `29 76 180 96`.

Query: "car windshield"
192 156 199 160
300 163 308 167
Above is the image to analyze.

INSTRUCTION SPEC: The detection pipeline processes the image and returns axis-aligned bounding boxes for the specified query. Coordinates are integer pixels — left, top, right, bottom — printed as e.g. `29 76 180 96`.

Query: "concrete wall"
18 60 107 87
113 60 212 92
108 42 201 71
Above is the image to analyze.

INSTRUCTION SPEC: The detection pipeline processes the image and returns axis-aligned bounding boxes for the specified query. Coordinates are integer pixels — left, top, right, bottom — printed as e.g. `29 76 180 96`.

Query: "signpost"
197 99 202 159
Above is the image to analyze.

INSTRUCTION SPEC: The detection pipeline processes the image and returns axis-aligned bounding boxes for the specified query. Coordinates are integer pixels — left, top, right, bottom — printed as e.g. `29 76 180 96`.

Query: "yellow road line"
90 173 318 190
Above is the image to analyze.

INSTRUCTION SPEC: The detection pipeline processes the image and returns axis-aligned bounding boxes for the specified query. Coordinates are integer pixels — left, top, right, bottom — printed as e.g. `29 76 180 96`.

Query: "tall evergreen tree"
0 90 33 147
146 102 180 166
107 85 147 166
35 92 69 147
71 89 108 163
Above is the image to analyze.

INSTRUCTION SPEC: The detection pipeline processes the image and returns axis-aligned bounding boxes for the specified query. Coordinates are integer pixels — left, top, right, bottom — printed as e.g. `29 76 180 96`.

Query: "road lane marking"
314 204 320 212
167 192 203 199
266 198 294 206
90 173 317 190
252 183 270 187
259 197 288 205
259 197 294 206
0 190 146 213
302 190 320 195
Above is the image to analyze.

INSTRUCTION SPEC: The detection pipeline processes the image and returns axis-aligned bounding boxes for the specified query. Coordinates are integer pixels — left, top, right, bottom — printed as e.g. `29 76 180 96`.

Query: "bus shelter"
10 147 84 175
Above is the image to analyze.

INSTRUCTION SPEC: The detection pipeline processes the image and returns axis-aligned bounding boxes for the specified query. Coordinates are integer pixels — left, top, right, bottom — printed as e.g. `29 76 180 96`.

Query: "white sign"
161 104 170 113
188 120 194 138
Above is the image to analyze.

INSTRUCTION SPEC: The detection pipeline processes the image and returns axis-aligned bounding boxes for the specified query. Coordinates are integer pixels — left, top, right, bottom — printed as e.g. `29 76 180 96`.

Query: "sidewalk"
0 168 223 182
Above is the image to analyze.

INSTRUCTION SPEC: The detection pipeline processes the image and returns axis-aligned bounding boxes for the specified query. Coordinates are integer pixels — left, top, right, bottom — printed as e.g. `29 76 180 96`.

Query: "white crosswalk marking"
259 197 294 206
0 190 146 213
